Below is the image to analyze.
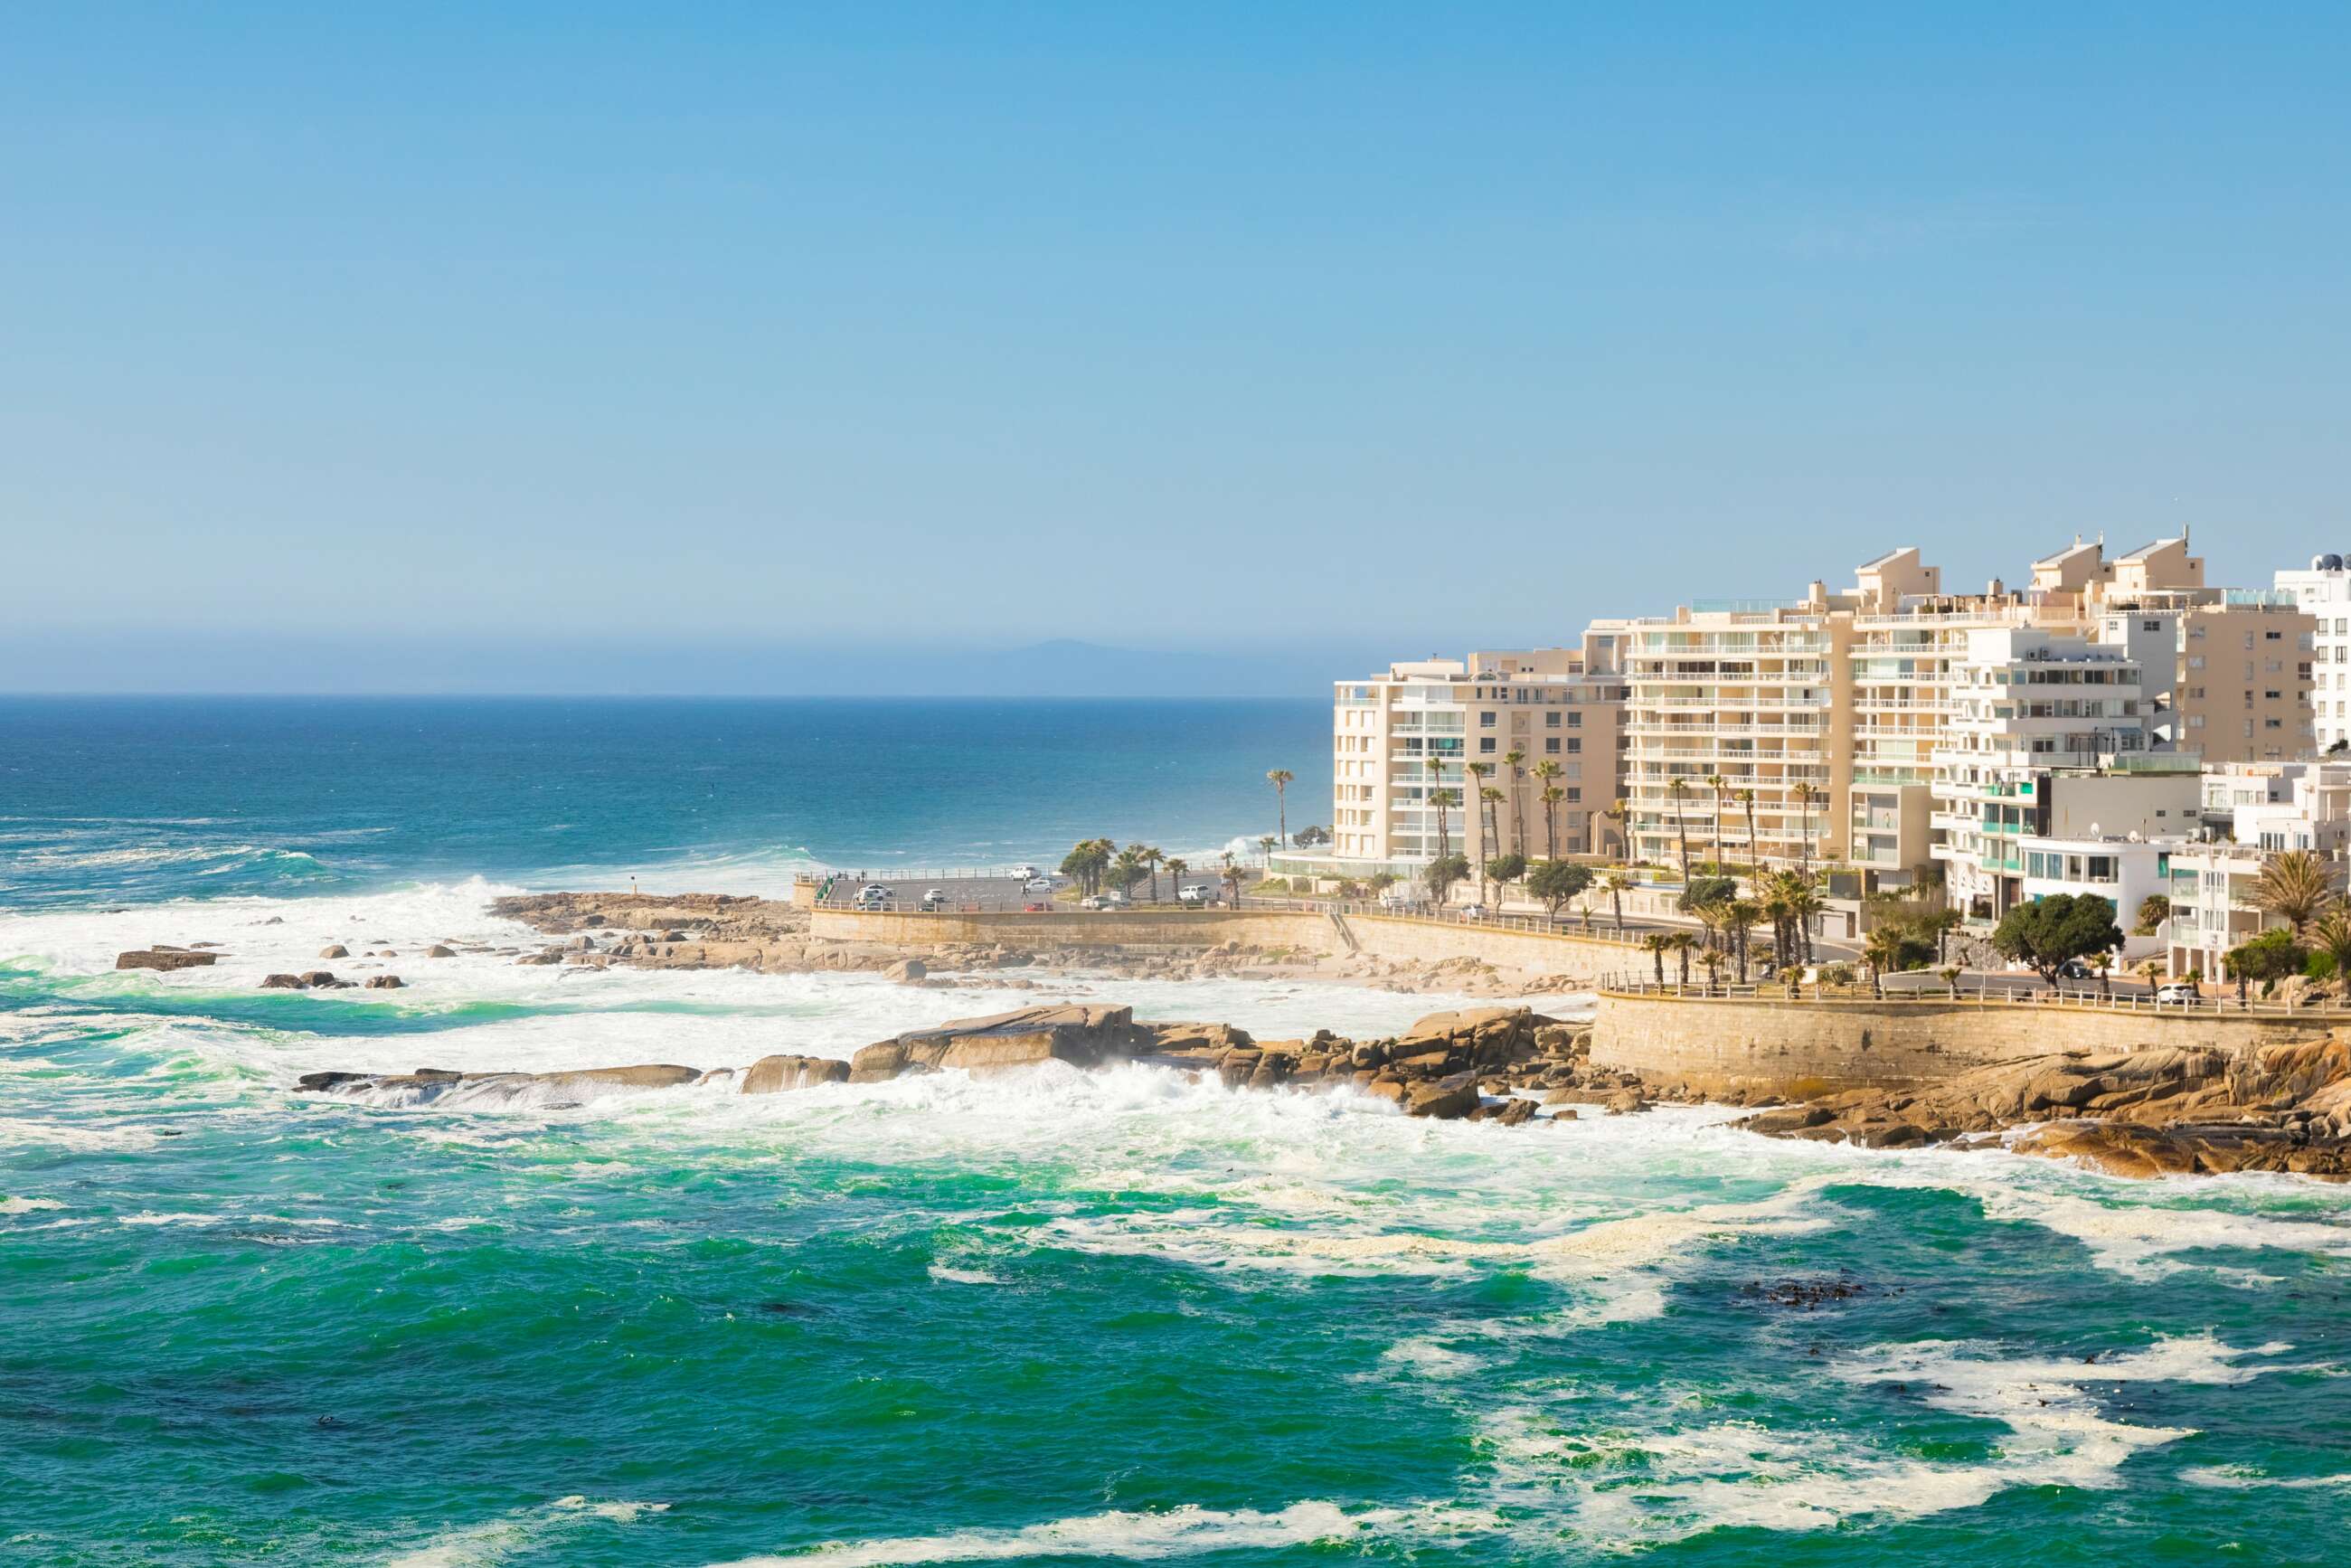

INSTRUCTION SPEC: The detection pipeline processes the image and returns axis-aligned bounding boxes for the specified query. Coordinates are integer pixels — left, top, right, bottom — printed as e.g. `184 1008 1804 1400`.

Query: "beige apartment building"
1614 534 2311 885
1326 637 1628 880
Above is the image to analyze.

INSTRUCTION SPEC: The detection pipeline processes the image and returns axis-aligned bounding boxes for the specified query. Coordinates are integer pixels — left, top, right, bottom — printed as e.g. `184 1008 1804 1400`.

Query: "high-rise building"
2271 553 2351 750
1325 636 1628 881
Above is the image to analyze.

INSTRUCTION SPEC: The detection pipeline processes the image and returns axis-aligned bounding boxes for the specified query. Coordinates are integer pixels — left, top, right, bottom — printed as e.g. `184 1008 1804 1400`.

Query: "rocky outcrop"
365 975 405 989
116 948 218 971
741 1054 851 1094
295 1063 699 1101
1739 1038 2351 1177
319 944 350 959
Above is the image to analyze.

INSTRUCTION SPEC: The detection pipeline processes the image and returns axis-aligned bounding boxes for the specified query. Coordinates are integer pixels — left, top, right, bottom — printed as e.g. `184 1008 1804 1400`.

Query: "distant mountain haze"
0 631 1411 698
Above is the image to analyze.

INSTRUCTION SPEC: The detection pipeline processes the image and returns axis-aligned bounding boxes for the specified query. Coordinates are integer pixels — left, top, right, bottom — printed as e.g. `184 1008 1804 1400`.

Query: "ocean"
3 697 2348 1565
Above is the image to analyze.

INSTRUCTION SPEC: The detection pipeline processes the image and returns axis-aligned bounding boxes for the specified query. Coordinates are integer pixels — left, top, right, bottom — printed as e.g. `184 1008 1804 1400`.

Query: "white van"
1177 884 1213 906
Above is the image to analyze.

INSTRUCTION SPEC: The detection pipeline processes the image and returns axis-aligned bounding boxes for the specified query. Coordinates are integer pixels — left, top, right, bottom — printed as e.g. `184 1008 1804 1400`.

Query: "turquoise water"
5 701 2350 1563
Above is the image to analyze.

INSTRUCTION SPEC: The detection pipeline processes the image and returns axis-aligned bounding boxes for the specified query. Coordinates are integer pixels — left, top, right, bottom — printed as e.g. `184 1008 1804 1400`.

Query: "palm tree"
1736 789 1759 883
1778 870 1825 965
1478 788 1507 898
1667 930 1697 986
1266 770 1295 853
1642 930 1673 985
1165 855 1187 902
1667 778 1693 884
1532 760 1563 860
1220 853 1244 906
2089 948 2114 1001
1794 782 1820 876
1861 924 1903 999
1705 772 1727 874
1759 875 1797 969
1429 788 1459 865
1465 761 1494 856
1606 798 1630 861
1141 846 1166 902
1727 898 1763 982
1504 748 1528 853
2252 848 2337 936
1604 872 1631 935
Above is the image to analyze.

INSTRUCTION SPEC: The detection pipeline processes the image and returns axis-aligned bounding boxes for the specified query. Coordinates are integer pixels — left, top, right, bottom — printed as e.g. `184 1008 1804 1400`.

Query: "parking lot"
814 869 1232 913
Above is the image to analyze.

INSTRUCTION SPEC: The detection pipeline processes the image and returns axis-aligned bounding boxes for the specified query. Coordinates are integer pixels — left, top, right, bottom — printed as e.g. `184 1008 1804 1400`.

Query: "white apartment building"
2164 761 2351 978
1325 640 1629 882
2274 553 2351 751
1929 628 2160 921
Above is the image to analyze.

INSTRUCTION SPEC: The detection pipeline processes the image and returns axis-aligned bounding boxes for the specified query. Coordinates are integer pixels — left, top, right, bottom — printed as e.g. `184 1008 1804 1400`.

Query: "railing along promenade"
1600 976 2349 1018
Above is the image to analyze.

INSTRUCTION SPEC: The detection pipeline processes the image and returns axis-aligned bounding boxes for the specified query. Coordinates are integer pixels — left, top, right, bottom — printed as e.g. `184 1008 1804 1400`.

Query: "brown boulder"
1405 1076 1480 1120
742 1054 852 1094
116 949 218 972
364 975 404 989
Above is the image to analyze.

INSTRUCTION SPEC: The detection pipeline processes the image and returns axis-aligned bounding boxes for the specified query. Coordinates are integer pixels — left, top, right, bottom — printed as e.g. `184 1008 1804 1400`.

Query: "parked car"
2155 981 2205 1006
1079 895 1104 911
1100 890 1128 909
1177 884 1213 905
852 883 889 909
1461 902 1488 921
2057 959 2094 981
1007 864 1042 882
1024 875 1054 893
920 888 947 911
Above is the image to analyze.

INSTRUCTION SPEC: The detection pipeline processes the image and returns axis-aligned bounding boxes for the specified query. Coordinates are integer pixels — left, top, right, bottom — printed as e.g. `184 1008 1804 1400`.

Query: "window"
1566 737 1581 753
1566 788 1581 802
1544 737 1560 754
1479 711 1496 727
1568 711 1581 726
1544 712 1561 727
1479 737 1497 752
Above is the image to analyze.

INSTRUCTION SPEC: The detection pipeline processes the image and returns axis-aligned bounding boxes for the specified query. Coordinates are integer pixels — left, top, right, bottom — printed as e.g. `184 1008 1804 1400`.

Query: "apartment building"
1326 638 1629 879
2271 553 2351 750
1613 534 2306 888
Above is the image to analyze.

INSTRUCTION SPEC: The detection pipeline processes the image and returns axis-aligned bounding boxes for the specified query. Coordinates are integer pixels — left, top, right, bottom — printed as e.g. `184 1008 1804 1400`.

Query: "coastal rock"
426 944 456 959
1404 1076 1479 1120
742 1054 851 1094
116 948 218 972
260 973 305 989
298 969 348 989
365 975 405 989
319 944 350 959
884 958 927 985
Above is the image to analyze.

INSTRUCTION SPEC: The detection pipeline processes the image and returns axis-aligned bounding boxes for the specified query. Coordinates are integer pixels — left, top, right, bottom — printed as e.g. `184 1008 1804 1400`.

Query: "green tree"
1425 852 1470 905
2226 928 2308 1003
1989 893 2123 986
1486 854 1527 905
2314 902 2351 991
1527 859 1594 918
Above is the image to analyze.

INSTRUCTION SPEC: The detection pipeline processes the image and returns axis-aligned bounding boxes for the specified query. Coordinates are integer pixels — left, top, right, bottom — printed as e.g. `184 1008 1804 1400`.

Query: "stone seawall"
1591 989 2341 1097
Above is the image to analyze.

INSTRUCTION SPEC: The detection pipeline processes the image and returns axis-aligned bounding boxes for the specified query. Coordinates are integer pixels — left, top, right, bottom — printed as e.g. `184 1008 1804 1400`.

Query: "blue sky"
5 3 2349 691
